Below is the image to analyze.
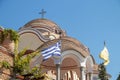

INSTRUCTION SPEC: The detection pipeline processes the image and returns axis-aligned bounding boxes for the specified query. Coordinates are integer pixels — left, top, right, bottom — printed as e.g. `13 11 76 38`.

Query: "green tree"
98 63 108 80
117 73 120 80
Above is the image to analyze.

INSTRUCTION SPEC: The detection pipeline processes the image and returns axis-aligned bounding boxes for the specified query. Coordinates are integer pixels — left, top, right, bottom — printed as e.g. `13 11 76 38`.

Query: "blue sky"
0 0 120 79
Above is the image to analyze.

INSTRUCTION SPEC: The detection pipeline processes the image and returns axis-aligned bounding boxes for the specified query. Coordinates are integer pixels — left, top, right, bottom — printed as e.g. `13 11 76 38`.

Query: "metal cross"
39 9 46 18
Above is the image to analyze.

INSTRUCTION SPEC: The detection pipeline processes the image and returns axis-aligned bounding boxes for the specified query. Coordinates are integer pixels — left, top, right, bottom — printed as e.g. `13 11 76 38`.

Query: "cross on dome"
39 9 46 18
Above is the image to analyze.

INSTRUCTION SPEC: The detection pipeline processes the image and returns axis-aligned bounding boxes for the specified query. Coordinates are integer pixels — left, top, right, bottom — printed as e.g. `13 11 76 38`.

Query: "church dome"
19 18 66 37
22 18 61 30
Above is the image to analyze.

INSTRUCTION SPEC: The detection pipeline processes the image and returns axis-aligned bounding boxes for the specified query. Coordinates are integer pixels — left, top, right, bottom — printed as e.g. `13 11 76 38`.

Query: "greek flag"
41 41 61 61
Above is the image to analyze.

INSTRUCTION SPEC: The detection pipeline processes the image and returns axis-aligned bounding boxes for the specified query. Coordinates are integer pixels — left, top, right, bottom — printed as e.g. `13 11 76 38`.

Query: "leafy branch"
0 28 49 80
0 29 19 44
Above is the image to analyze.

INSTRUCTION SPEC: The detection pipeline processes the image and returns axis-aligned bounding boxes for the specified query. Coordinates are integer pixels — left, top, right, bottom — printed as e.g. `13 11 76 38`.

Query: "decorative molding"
61 50 85 67
18 28 49 42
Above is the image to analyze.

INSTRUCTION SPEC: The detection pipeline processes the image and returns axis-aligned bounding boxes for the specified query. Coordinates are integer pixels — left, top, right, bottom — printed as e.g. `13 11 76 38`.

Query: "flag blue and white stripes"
41 41 61 61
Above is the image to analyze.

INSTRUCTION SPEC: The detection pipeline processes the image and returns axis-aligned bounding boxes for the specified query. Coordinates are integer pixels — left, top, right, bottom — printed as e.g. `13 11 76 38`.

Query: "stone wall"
0 49 13 80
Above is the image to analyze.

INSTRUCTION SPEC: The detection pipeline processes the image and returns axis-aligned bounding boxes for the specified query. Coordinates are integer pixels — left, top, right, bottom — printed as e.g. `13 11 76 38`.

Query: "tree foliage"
117 73 120 80
0 61 11 69
0 28 49 80
98 63 108 80
0 29 19 44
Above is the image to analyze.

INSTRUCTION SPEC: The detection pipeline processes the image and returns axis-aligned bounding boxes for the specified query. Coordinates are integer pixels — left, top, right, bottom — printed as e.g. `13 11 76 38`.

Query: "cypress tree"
98 63 108 80
117 73 120 80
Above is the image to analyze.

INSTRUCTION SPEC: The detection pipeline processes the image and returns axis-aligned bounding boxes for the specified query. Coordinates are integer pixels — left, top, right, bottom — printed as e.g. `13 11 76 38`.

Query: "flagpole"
36 34 62 80
56 35 62 80
56 64 61 80
104 41 106 46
